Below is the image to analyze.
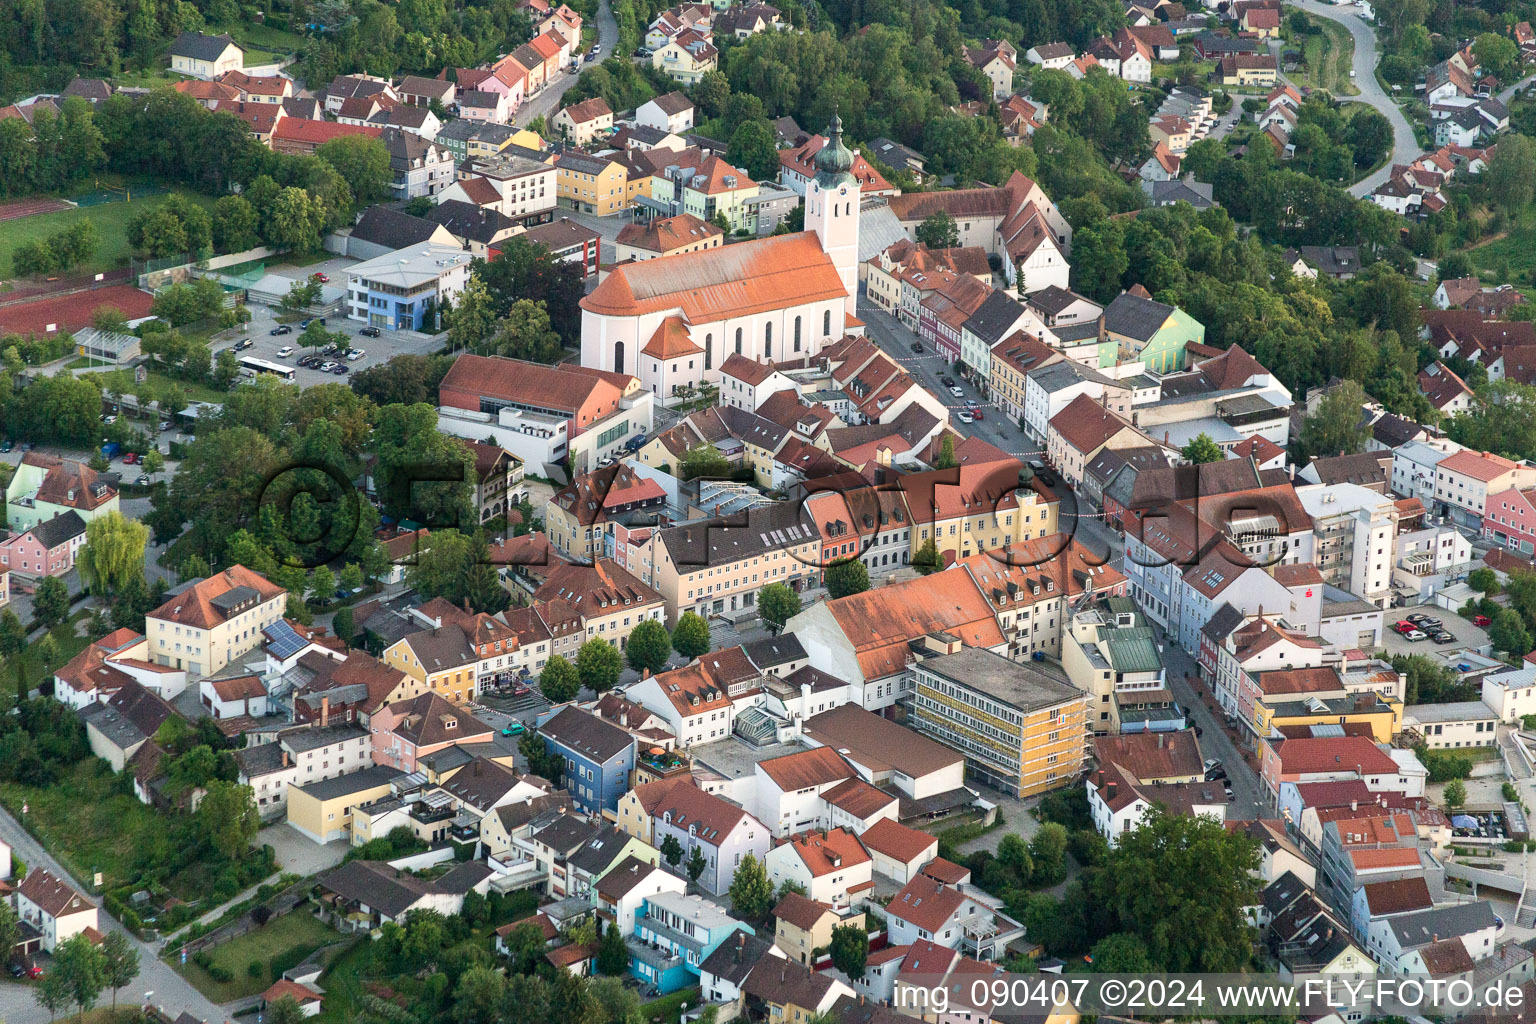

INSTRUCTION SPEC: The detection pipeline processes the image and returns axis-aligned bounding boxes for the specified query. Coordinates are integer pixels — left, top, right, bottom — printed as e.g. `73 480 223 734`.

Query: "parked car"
969 407 985 420
347 349 365 361
0 440 11 453
159 421 172 431
911 341 924 354
313 272 329 283
957 411 974 424
359 326 381 338
102 415 116 425
1402 628 1428 642
121 452 139 465
134 474 151 485
1036 470 1055 486
948 386 964 399
501 722 526 736
270 325 292 336
1432 631 1456 644
1391 620 1417 635
331 364 349 374
318 361 337 371
940 375 956 387
1474 614 1492 626
276 346 294 358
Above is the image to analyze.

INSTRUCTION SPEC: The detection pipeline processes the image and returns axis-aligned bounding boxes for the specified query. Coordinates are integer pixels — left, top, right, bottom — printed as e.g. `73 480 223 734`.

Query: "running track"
0 197 72 222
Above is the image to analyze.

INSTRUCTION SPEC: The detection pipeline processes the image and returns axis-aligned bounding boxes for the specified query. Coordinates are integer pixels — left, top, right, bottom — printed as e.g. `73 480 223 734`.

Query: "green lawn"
16 614 94 689
0 192 216 278
1287 16 1358 96
174 911 344 1003
229 22 309 55
310 938 370 1024
0 757 168 894
1467 207 1536 278
641 987 700 1024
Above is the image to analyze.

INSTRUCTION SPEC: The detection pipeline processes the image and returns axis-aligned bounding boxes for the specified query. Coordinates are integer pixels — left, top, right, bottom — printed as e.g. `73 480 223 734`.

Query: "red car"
969 407 985 420
1474 614 1492 626
312 272 330 283
121 452 139 465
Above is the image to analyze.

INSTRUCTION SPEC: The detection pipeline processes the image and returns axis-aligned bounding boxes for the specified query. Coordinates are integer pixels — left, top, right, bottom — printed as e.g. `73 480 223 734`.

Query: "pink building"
368 692 494 771
1484 485 1536 557
0 511 86 581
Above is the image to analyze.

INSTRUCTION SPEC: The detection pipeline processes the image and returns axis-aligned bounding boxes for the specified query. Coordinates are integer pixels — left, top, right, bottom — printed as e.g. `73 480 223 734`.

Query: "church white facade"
579 117 865 403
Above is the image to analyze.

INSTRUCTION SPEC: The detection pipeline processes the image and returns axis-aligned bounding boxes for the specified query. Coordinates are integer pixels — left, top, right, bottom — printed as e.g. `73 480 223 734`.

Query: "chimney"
1107 781 1118 799
320 695 330 728
1351 800 1358 811
1164 430 1170 444
1157 733 1164 749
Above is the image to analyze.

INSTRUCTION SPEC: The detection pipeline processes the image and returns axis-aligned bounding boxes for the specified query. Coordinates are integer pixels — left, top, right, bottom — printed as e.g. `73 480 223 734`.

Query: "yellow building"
1219 55 1278 86
145 565 287 679
382 627 481 704
773 893 864 967
903 461 1059 566
556 151 629 216
679 155 759 234
909 647 1088 798
989 332 1062 424
286 764 404 844
1257 693 1402 744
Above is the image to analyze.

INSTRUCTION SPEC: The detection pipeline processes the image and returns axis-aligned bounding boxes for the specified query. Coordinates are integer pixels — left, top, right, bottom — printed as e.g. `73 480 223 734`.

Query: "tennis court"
74 182 173 207
0 197 72 222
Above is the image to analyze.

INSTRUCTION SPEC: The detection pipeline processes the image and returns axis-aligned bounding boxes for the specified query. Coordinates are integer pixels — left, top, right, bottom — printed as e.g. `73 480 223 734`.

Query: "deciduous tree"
625 620 671 675
759 582 800 636
672 611 711 659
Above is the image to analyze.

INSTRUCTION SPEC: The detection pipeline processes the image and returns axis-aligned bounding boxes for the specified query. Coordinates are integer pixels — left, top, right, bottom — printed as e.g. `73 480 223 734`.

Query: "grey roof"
234 742 287 779
657 498 814 569
437 758 527 810
1371 413 1424 448
1144 178 1215 208
79 681 177 751
916 648 1082 712
1104 291 1176 342
742 634 807 671
1028 285 1095 317
1031 359 1116 393
28 510 86 550
1389 902 1498 949
701 931 775 985
495 791 573 832
532 812 603 854
868 137 924 173
350 206 446 251
318 858 488 918
961 290 1029 346
1298 245 1360 276
540 706 634 763
291 764 403 801
381 127 448 171
1404 700 1497 724
424 199 516 244
1085 445 1169 488
521 217 601 251
169 31 240 62
279 723 367 753
1201 602 1246 644
556 151 618 176
566 823 633 875
1052 321 1103 344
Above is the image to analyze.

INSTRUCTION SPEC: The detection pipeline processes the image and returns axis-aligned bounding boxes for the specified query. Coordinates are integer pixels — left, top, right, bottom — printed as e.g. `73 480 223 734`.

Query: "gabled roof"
169 31 241 61
1050 393 1138 455
18 869 93 919
540 705 635 763
1093 730 1202 782
758 746 853 791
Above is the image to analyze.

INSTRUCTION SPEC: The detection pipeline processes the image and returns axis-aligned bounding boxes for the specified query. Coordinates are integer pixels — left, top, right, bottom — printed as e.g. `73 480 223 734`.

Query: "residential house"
651 29 718 84
538 705 637 814
145 566 286 680
0 510 86 581
6 453 118 533
552 97 614 146
168 31 243 78
772 892 864 966
369 692 494 771
15 870 97 953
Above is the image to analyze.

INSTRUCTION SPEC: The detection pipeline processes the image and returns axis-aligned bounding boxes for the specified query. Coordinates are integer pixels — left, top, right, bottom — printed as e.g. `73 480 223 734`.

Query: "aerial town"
3 0 1536 1022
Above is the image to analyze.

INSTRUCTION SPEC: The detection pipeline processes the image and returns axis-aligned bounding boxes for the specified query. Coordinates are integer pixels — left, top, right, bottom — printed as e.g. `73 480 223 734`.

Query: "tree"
265 186 326 254
198 780 260 859
316 134 392 206
77 510 150 596
309 566 338 606
0 898 19 967
1468 567 1500 595
829 923 869 980
266 995 309 1024
1490 608 1533 657
1474 33 1520 83
32 576 69 628
728 852 774 921
759 582 800 636
37 969 73 1022
1089 933 1154 973
680 443 731 481
1296 379 1370 462
453 965 506 1024
1484 134 1536 218
588 977 643 1024
212 194 260 252
448 276 497 353
36 634 60 674
728 120 779 181
596 918 629 975
825 559 870 599
916 210 960 249
934 434 958 469
51 932 105 1023
626 620 672 674
1030 822 1070 885
1444 778 1468 810
687 844 707 884
660 833 684 867
540 655 580 703
577 638 623 694
912 537 941 575
671 611 711 659
1180 432 1224 465
98 930 140 1010
473 237 587 345
1095 809 1261 972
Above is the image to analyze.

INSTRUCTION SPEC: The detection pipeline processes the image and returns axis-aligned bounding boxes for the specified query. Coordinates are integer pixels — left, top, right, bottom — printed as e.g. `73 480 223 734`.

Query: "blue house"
537 705 636 815
630 890 754 994
343 244 471 332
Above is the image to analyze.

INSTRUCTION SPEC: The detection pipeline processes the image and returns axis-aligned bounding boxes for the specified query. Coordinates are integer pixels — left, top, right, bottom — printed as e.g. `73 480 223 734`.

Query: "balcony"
627 936 684 972
639 916 704 956
638 748 689 776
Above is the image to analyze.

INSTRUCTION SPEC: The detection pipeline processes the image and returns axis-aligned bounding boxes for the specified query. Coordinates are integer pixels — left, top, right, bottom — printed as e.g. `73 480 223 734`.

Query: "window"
735 327 743 355
794 316 802 352
704 333 712 370
613 340 625 375
765 322 773 359
822 309 831 337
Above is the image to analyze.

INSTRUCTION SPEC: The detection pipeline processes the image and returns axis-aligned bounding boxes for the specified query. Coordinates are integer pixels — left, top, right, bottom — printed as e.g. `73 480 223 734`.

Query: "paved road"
1286 0 1420 196
0 806 227 1024
1498 72 1536 104
514 0 618 127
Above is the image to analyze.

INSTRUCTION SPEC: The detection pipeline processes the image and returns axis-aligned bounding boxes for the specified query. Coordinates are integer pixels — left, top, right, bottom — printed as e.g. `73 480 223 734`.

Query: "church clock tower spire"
806 113 860 320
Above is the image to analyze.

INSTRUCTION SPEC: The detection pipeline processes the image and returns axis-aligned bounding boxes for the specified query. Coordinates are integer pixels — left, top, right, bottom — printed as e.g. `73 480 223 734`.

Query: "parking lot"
1382 603 1492 658
230 296 443 387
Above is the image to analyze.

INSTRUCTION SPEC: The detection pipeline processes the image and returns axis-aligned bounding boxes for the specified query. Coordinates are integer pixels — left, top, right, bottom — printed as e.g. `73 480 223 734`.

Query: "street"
1284 0 1420 197
514 0 618 128
0 806 226 1024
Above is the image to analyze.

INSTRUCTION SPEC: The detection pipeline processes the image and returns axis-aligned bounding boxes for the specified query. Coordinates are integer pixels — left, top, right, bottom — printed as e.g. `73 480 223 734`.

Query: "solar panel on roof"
264 620 309 660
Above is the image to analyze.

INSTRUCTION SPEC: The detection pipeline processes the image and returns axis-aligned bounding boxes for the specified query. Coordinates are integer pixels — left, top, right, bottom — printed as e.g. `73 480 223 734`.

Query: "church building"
579 116 864 401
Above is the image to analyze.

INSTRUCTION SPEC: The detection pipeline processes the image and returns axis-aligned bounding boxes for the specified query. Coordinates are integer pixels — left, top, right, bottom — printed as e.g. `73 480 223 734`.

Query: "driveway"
0 806 226 1024
232 299 442 385
1285 0 1419 196
260 823 352 877
514 0 618 126
1381 604 1492 659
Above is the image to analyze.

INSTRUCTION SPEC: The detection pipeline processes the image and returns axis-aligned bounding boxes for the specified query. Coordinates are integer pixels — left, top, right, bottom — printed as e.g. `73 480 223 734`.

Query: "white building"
16 869 98 953
1296 483 1399 610
345 244 471 331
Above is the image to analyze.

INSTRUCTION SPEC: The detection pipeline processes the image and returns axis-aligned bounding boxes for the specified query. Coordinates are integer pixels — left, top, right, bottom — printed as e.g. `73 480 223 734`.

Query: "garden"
175 910 344 1003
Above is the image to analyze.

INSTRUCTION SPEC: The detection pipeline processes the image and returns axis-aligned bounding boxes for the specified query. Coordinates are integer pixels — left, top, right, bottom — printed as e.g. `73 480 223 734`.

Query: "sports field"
0 191 214 278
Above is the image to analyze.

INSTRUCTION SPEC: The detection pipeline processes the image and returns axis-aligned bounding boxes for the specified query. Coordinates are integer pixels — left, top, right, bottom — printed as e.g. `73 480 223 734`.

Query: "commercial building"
345 244 471 332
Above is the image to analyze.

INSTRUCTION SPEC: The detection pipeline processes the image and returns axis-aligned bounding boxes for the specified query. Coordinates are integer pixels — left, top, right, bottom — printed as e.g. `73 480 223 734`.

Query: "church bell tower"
806 113 861 317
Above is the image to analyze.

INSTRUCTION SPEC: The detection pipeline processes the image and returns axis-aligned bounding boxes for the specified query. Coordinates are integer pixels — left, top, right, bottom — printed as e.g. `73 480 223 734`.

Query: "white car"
1402 628 1428 642
948 386 964 399
347 349 365 361
275 346 294 358
956 411 974 424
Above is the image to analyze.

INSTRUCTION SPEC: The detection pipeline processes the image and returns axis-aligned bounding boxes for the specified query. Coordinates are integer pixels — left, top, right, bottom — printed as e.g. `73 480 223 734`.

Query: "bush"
1505 782 1520 802
1422 748 1475 782
209 965 234 983
247 961 264 979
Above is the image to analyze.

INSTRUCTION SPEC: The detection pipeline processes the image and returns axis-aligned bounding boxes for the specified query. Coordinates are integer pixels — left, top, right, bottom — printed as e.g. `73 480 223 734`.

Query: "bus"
239 356 296 381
